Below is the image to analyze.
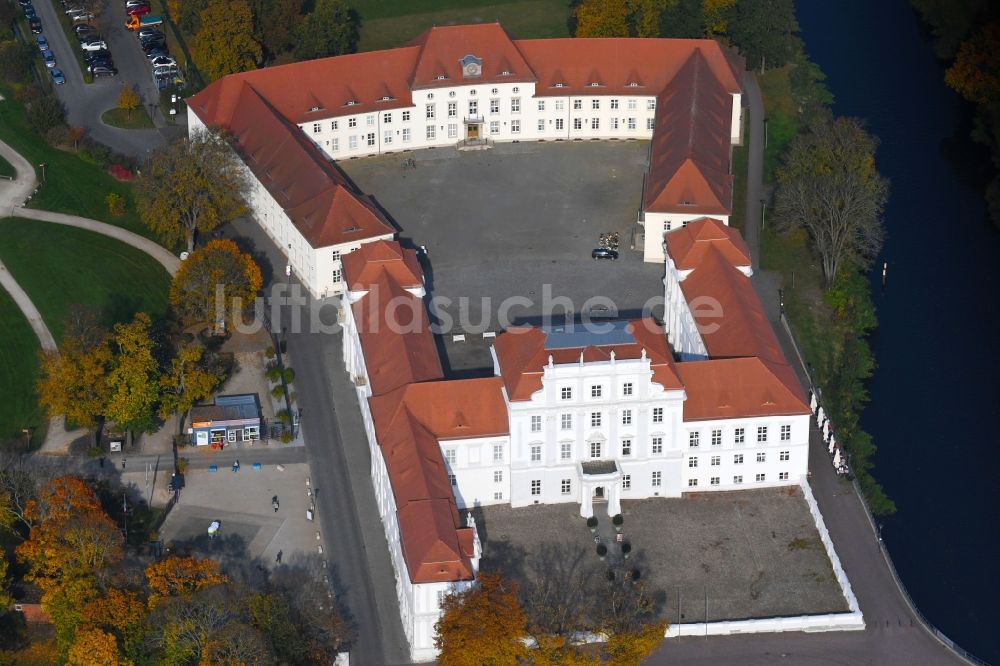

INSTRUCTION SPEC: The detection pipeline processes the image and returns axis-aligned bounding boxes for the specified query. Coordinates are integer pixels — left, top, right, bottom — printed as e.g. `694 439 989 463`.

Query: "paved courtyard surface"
340 141 664 330
159 463 320 572
471 487 847 625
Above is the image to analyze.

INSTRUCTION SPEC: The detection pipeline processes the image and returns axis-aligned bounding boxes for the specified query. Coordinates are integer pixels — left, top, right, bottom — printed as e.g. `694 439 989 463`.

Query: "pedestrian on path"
275 550 282 564
122 458 126 471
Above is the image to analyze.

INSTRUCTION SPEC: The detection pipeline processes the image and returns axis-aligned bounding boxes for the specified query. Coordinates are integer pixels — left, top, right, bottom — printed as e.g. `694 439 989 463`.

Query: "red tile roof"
493 318 683 402
677 357 809 420
369 378 508 583
409 23 535 89
665 217 751 270
341 240 424 292
222 83 396 249
644 49 734 215
351 271 443 397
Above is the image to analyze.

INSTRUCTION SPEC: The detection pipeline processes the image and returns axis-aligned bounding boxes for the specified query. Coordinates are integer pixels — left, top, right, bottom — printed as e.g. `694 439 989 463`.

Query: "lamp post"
38 163 46 182
20 428 30 449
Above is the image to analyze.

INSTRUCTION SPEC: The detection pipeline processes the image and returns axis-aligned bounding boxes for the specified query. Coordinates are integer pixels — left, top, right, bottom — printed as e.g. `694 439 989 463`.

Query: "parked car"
50 68 66 85
80 38 108 51
126 4 151 16
125 0 147 7
85 50 112 64
24 7 36 20
89 64 118 77
74 22 95 35
41 49 55 68
591 248 619 260
35 35 47 51
19 0 32 7
144 47 169 61
149 55 176 68
29 18 42 34
66 8 92 19
136 27 163 40
72 13 95 25
141 38 166 53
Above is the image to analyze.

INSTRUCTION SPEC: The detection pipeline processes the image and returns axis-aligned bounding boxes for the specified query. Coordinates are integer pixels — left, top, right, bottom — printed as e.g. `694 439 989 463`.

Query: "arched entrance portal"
578 461 621 518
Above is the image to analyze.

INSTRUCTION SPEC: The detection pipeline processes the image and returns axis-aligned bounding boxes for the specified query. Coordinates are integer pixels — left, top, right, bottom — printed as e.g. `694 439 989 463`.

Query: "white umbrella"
816 406 825 426
810 392 818 413
833 449 841 467
828 437 836 454
824 421 832 441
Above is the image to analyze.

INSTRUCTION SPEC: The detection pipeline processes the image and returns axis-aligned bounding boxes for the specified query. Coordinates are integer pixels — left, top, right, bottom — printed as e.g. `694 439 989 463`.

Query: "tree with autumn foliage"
169 239 263 329
104 313 160 434
435 571 529 666
159 343 225 422
144 555 229 608
67 627 129 666
945 24 1000 106
603 620 668 665
79 588 148 660
574 0 630 37
192 0 261 82
117 85 140 120
135 130 249 253
36 328 112 431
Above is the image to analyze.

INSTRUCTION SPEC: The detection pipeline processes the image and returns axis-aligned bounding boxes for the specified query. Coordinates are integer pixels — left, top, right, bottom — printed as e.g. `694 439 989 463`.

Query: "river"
795 0 1000 662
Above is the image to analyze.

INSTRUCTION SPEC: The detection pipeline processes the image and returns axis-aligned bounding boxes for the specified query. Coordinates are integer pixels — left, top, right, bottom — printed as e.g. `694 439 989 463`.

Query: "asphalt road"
32 0 178 158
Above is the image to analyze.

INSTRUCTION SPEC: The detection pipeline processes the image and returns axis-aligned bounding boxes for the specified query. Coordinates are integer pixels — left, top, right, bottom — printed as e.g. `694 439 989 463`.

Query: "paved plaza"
340 140 665 330
471 487 848 625
158 463 321 571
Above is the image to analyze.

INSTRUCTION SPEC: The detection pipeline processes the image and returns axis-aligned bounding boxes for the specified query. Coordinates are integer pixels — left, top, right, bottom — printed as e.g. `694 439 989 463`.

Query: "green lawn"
101 107 155 129
355 0 570 52
0 287 47 449
0 152 14 179
0 83 160 243
0 218 171 343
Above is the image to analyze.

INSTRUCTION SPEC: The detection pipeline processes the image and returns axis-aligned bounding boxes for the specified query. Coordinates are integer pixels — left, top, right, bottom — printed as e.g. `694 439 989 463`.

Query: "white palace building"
188 24 812 662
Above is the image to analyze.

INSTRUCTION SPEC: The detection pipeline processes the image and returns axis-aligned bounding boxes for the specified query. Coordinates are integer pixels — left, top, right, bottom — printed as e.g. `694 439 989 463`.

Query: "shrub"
276 408 292 424
28 94 66 135
280 432 293 443
86 447 103 458
264 347 275 359
265 364 282 382
270 384 285 399
177 457 188 473
282 367 294 384
45 124 71 148
106 192 125 217
288 392 296 404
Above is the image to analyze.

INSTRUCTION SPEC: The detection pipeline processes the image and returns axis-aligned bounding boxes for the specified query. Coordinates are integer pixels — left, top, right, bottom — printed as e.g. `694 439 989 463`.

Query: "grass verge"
101 106 154 129
0 285 47 449
730 143 748 233
0 82 161 242
0 152 14 179
356 0 569 52
0 218 171 343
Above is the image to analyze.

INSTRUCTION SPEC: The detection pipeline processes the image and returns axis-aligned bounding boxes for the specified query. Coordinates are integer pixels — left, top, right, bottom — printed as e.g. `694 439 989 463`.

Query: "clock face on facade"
463 61 482 77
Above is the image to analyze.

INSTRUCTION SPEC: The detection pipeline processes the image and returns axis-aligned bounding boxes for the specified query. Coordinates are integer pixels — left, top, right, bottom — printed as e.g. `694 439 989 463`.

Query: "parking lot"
339 140 665 330
470 487 849 625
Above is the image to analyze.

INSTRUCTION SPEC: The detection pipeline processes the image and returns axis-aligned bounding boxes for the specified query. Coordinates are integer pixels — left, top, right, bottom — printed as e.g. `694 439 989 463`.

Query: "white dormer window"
588 82 600 88
309 105 320 112
435 74 448 81
379 95 393 102
345 100 358 107
627 81 640 87
500 70 512 76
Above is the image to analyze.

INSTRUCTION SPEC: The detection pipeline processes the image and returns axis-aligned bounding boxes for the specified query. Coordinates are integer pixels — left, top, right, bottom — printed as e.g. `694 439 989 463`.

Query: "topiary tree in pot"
612 513 624 532
596 543 607 560
587 516 598 533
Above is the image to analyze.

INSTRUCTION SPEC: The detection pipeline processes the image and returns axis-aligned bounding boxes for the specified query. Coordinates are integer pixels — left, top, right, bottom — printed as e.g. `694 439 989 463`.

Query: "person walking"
121 458 126 471
275 550 282 564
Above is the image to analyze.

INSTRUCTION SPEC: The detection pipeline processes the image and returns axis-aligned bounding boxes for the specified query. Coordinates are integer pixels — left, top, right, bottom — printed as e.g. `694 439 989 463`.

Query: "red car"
127 4 151 15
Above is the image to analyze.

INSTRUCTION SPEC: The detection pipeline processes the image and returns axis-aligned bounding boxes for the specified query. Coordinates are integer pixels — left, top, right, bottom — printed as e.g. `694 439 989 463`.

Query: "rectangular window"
711 429 722 446
653 408 664 423
444 448 456 465
331 138 339 152
688 431 699 447
425 103 435 119
612 117 619 130
366 115 375 126
331 250 341 262
331 269 342 284
647 118 655 130
734 454 744 464
468 100 478 116
448 474 456 486
561 479 571 495
734 475 743 484
573 118 582 130
494 470 503 483
348 117 357 128
349 136 358 149
628 117 637 130
383 112 392 124
555 100 564 111
779 472 789 480
531 480 541 496
573 99 582 110
426 125 436 140
402 128 411 143
710 455 720 466
651 437 663 454
312 122 321 133
493 444 504 463
711 477 720 486
490 121 500 135
448 124 458 138
610 99 619 109
537 100 545 111
331 120 338 130
689 457 698 468
780 451 790 461
592 118 600 131
652 471 662 487
621 409 632 425
622 474 631 490
757 426 768 443
628 99 637 110
383 130 392 145
688 478 698 487
367 133 376 147
756 473 766 482
561 414 572 430
555 118 564 130
494 491 503 500
756 451 766 462
537 119 545 131
511 97 520 112
227 429 237 442
561 387 572 400
735 427 745 445
646 99 656 110
781 424 792 441
511 119 520 134
622 382 633 396
490 98 499 114
447 102 457 118
530 415 542 432
591 385 602 398
590 412 601 428
561 442 572 460
402 110 410 122
590 441 602 459
621 439 632 456
531 445 541 462
592 99 600 110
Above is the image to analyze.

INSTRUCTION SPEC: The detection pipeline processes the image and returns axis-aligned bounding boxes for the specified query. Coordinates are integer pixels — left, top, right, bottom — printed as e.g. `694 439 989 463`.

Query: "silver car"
42 49 55 68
